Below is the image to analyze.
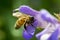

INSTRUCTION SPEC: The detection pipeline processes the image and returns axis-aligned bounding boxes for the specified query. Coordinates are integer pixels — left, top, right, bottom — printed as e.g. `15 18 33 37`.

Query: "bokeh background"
0 0 60 40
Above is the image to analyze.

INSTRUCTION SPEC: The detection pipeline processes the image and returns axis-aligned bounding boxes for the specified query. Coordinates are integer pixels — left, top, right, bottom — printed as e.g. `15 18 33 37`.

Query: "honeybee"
13 9 35 30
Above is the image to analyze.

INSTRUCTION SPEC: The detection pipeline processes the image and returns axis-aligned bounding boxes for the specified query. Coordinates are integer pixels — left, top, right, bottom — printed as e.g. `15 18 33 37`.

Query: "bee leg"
31 24 33 26
31 24 35 28
24 23 27 30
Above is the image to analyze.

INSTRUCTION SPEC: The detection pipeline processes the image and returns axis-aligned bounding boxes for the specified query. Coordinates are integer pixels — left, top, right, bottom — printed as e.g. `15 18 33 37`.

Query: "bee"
13 9 35 30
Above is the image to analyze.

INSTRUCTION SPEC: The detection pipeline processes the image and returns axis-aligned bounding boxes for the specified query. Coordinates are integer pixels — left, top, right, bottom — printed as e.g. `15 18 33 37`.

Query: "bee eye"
30 17 34 20
31 17 34 20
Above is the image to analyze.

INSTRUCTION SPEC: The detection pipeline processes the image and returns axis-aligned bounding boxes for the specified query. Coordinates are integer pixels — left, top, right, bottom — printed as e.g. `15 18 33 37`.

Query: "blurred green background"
0 0 60 40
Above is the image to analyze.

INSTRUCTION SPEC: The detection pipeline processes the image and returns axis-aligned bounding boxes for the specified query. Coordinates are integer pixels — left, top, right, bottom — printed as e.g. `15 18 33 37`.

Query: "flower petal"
23 20 38 40
26 25 35 35
40 9 57 24
40 34 51 40
36 27 48 40
19 5 38 16
36 23 51 40
48 28 59 40
23 30 33 40
32 19 38 27
48 24 60 40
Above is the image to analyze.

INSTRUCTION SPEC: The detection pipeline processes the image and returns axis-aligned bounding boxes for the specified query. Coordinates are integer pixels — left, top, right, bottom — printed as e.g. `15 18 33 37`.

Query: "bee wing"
13 8 24 18
13 12 23 18
13 8 30 18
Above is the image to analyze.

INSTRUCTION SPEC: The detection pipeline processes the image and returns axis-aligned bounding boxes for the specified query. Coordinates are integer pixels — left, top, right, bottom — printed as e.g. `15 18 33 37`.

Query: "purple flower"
23 20 38 40
19 5 49 28
19 5 38 17
35 9 60 40
19 5 48 40
39 9 58 24
19 5 39 40
36 23 60 40
48 23 60 40
15 5 60 40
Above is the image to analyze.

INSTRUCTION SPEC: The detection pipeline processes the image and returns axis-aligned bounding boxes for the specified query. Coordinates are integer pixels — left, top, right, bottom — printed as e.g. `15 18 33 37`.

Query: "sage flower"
13 5 60 40
18 5 48 40
13 5 39 40
36 9 60 40
19 5 56 40
47 20 60 40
